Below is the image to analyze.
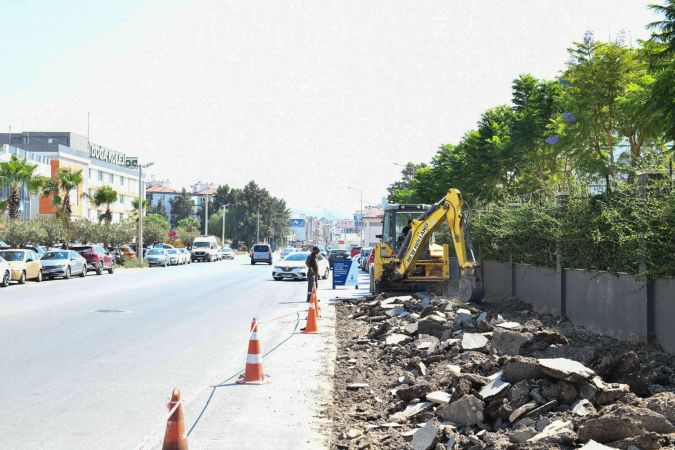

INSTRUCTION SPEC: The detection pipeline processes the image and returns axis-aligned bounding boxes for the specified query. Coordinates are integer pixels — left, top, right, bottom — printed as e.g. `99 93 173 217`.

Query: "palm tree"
42 168 84 219
86 186 118 224
0 155 46 219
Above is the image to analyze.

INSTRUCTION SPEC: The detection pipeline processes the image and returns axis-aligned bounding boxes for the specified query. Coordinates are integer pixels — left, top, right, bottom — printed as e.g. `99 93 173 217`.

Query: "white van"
191 236 221 262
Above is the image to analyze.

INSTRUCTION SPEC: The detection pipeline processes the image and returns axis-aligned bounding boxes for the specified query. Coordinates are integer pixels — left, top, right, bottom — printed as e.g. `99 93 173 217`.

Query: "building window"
119 195 125 205
98 171 103 182
90 169 96 180
109 173 113 183
120 176 125 186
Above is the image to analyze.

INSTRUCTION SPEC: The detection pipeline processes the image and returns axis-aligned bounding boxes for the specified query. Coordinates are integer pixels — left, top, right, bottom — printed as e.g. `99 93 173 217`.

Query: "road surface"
0 254 335 449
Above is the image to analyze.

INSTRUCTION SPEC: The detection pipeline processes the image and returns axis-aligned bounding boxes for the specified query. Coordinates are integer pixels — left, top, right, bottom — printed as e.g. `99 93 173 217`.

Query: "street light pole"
136 162 154 261
204 194 209 236
256 206 260 243
347 186 364 246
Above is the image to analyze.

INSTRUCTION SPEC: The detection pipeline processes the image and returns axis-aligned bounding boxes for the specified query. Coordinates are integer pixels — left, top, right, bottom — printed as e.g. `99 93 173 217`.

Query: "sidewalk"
186 280 339 450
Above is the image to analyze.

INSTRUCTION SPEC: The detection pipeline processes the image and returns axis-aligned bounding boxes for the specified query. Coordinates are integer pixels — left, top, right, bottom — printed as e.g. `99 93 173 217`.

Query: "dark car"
71 245 115 275
327 249 351 268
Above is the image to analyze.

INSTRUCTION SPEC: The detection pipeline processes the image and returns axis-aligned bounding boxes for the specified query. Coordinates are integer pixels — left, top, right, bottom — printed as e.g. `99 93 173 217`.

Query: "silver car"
145 248 169 267
40 250 87 280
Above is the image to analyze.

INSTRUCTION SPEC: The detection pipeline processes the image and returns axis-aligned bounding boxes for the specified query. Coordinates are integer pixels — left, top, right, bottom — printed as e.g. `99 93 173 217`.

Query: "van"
191 236 221 262
250 243 272 265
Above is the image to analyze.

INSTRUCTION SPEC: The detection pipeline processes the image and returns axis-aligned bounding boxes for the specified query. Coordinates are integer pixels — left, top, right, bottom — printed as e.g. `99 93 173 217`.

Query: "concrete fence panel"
565 270 648 342
514 264 561 316
483 261 512 301
654 277 675 353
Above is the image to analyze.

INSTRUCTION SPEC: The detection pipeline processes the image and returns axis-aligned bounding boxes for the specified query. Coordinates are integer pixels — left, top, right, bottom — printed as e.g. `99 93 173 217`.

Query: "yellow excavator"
370 188 484 302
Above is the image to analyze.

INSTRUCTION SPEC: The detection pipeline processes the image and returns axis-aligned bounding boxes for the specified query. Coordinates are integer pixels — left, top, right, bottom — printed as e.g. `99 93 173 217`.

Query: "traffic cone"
311 284 321 318
301 299 319 334
162 388 188 450
237 318 265 384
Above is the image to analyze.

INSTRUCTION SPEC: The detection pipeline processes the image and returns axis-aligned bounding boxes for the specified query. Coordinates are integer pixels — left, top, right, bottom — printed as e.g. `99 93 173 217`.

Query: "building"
0 131 144 222
361 205 384 247
146 180 179 224
190 181 217 223
0 144 52 219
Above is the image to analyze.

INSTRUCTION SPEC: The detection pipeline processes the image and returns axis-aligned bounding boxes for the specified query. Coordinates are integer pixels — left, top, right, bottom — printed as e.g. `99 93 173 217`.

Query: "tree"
86 186 118 224
647 1 675 140
176 216 200 246
648 0 675 61
100 221 135 248
143 213 170 245
387 162 427 202
42 168 83 219
169 189 194 227
0 155 46 219
148 198 167 218
34 215 69 247
0 219 47 247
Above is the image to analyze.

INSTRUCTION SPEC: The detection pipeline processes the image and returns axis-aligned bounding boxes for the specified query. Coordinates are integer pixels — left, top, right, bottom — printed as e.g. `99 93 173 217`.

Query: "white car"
0 256 10 287
165 248 188 265
273 251 330 281
145 248 170 267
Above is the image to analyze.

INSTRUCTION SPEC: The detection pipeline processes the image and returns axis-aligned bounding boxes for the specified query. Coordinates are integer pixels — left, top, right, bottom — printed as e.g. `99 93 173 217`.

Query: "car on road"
40 250 87 279
250 243 273 265
0 249 43 284
145 248 170 267
327 249 351 269
72 245 115 275
221 247 235 260
367 249 375 274
280 247 297 259
165 248 181 265
178 248 191 263
272 251 329 281
0 256 11 287
350 246 362 257
359 247 372 271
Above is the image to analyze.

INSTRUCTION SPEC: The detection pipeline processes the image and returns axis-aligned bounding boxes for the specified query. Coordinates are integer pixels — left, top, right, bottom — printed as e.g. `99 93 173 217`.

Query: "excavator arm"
390 188 483 302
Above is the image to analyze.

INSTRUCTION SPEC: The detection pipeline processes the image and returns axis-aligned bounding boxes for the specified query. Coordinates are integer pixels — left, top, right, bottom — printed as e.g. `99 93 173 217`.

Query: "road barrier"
137 289 324 449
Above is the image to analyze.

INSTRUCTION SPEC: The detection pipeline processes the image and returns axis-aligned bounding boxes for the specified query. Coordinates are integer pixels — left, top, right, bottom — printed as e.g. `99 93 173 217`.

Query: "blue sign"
289 218 305 227
332 259 359 289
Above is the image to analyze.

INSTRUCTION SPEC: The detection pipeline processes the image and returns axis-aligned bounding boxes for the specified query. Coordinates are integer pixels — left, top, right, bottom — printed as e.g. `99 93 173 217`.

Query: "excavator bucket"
458 266 484 303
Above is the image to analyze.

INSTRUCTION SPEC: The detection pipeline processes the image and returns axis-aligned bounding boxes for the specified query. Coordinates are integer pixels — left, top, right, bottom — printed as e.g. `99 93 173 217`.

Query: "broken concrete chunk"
345 428 363 439
460 333 489 352
412 420 438 450
527 419 575 444
502 356 543 382
390 401 433 423
579 440 614 449
405 322 419 335
415 335 440 350
509 401 538 423
436 394 484 426
578 416 646 443
611 405 675 434
426 391 452 405
385 333 411 346
418 315 447 338
591 376 630 405
475 312 488 325
571 399 595 417
491 329 532 356
495 321 522 330
386 305 410 318
478 371 510 399
346 383 369 390
645 391 675 425
417 361 428 376
454 308 472 327
537 358 595 382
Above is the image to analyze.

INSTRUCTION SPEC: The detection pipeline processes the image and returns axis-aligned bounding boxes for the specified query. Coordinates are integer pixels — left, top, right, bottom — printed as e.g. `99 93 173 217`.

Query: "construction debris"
330 292 675 449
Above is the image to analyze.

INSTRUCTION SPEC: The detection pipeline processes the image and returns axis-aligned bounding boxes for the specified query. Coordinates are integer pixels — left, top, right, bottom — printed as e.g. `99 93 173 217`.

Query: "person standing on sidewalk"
305 246 320 302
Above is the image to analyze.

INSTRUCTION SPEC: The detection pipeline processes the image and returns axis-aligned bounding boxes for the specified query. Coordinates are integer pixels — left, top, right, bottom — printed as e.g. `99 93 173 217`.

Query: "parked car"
40 250 87 279
71 245 115 275
327 249 351 268
166 248 188 265
221 247 235 260
0 256 11 287
250 243 273 265
0 249 43 283
272 251 329 280
359 247 372 271
367 248 375 274
145 248 170 267
24 245 47 259
178 248 191 264
350 246 362 257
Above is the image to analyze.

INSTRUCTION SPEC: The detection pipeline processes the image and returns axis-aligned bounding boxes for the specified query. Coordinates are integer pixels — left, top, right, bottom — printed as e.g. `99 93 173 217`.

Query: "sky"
0 0 661 218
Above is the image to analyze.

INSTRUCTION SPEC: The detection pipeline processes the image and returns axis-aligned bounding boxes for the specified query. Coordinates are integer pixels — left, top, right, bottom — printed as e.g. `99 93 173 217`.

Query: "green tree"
0 155 47 219
646 1 675 140
86 186 118 224
169 189 194 227
0 219 47 247
34 215 69 247
176 216 200 246
42 168 83 219
143 213 170 245
100 221 135 248
148 198 167 218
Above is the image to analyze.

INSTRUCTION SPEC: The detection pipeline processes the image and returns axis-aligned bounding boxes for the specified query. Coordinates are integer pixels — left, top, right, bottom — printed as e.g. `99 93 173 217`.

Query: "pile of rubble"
330 293 675 450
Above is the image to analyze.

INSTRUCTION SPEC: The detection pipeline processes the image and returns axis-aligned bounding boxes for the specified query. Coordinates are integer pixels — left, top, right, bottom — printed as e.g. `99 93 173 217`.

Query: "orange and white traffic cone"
162 388 188 450
311 284 321 318
237 318 265 384
301 299 319 334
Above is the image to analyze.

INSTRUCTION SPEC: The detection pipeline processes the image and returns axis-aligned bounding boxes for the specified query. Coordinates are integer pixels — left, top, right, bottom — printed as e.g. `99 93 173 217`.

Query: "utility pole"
221 204 230 246
136 162 154 261
256 207 260 243
204 194 209 235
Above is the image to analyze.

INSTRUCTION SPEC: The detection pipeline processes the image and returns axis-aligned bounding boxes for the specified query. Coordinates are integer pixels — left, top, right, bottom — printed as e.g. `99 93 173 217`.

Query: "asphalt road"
0 254 321 449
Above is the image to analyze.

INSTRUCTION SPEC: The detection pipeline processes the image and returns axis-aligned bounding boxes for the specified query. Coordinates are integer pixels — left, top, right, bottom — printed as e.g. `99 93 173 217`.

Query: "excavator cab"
381 204 430 252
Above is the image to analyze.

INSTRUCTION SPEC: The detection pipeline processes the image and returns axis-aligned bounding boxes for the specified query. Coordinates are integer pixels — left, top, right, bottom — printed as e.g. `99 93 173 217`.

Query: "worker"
305 246 320 302
401 219 413 237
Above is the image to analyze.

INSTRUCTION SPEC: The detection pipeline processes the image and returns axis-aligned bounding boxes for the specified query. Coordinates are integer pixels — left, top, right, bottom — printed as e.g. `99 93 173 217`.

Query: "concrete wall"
654 277 675 353
481 260 674 353
565 270 648 342
483 261 512 300
514 264 562 316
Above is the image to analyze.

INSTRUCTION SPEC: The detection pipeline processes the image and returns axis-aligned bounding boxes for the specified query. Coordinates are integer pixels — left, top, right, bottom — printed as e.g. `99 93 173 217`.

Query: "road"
0 254 334 449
